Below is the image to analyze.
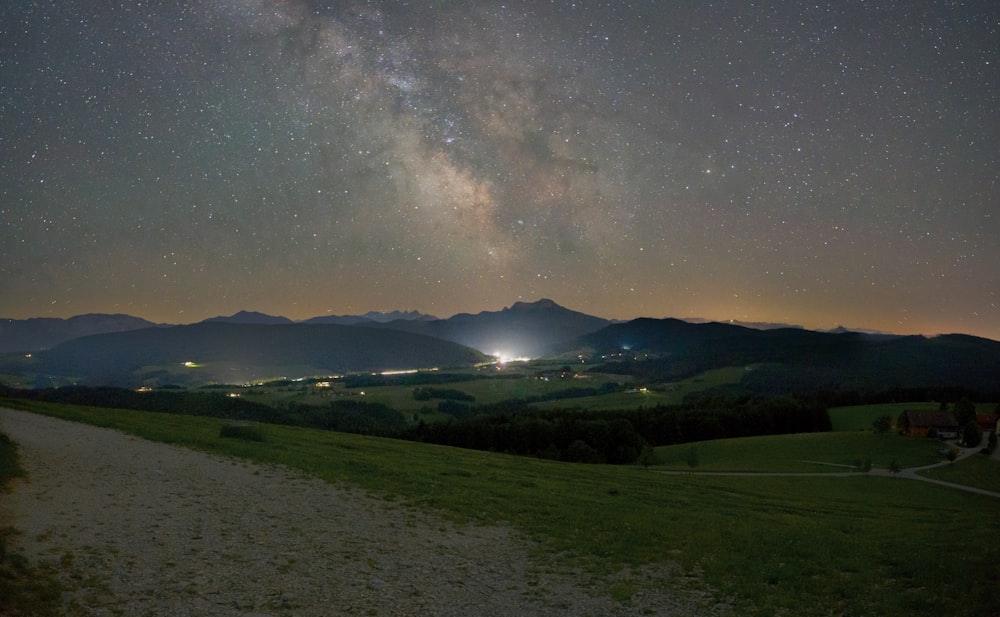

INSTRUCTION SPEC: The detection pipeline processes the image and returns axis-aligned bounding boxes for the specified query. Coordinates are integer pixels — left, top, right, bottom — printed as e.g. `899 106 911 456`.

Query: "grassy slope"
653 431 945 472
2 399 997 617
920 453 1000 493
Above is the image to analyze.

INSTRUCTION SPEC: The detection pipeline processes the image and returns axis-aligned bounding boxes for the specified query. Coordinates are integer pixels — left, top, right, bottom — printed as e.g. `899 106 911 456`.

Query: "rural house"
975 413 998 432
903 410 959 439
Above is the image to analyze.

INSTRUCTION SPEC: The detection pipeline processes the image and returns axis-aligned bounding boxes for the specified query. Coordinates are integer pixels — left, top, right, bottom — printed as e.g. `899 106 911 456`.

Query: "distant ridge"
369 298 611 357
680 318 897 337
303 310 436 326
681 317 805 331
12 322 485 387
578 318 1000 393
0 314 159 353
202 311 295 325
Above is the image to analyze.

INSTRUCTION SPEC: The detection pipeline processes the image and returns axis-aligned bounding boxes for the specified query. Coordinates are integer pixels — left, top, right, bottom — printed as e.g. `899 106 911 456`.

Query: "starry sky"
2 1 999 340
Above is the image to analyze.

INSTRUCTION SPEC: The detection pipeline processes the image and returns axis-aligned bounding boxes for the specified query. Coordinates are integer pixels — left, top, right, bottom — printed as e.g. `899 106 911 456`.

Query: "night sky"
2 1 998 340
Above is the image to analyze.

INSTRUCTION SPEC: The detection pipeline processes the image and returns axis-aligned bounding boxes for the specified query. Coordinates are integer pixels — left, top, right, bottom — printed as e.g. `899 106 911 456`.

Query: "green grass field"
2 399 997 617
828 401 940 431
920 453 1000 493
534 366 748 410
241 372 633 413
238 365 746 415
652 431 946 472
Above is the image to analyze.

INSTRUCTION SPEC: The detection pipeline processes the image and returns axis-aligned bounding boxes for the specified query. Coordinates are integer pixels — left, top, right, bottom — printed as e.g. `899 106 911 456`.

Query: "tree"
946 448 959 464
954 398 976 427
565 439 603 464
686 446 699 470
962 421 983 448
872 415 892 437
896 411 909 435
638 444 657 468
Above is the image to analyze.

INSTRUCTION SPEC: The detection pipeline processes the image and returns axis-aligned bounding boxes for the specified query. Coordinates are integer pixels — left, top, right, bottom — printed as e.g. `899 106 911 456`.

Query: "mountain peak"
203 311 294 325
508 298 562 311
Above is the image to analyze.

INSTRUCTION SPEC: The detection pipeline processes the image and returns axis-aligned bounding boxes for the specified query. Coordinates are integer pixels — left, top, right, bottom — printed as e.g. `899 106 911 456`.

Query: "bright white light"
493 352 532 364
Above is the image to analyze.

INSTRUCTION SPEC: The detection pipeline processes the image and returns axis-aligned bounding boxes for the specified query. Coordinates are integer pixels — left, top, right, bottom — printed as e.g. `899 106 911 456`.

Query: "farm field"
2 399 996 617
534 366 748 410
234 365 749 416
237 370 634 413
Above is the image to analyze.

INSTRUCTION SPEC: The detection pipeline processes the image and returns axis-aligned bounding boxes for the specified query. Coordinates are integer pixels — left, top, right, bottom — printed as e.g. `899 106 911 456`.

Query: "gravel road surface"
1 408 696 616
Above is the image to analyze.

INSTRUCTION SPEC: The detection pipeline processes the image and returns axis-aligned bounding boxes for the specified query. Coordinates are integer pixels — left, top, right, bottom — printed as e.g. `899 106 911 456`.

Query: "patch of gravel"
1 408 709 616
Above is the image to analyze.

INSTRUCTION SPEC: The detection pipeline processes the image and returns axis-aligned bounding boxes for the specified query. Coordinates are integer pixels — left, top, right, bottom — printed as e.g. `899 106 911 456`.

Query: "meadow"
828 401 942 431
652 431 945 472
237 365 746 415
920 453 1000 493
534 366 748 410
1 398 997 617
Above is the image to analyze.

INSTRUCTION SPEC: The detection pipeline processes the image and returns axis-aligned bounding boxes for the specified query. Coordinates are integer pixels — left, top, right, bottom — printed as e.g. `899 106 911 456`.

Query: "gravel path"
0 408 695 616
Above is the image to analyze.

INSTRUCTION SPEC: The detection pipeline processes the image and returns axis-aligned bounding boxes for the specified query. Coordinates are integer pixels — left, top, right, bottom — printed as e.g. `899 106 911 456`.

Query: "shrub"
961 421 982 449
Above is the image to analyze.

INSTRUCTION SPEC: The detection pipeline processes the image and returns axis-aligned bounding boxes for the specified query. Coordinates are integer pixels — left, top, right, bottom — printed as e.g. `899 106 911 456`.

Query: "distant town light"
380 368 419 376
493 351 533 365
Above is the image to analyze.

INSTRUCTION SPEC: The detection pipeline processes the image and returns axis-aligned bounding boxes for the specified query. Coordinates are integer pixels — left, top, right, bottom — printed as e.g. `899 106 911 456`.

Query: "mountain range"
7 322 484 388
2 300 998 394
0 314 158 353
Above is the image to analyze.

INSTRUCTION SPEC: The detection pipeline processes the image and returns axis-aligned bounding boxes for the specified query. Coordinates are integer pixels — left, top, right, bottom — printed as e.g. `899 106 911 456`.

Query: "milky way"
2 1 998 339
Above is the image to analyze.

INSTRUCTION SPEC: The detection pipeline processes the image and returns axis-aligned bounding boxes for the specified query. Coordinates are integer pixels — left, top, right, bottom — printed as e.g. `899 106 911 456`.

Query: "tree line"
402 394 831 464
2 385 829 464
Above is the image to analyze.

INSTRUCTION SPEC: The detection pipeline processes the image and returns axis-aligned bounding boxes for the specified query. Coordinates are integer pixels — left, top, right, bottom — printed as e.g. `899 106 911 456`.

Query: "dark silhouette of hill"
202 311 295 325
369 299 611 357
303 310 436 326
580 318 1000 394
0 314 159 353
19 322 485 386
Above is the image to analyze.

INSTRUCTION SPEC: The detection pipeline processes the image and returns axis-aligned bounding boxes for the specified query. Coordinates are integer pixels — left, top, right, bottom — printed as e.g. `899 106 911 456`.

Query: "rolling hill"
0 314 159 353
8 322 486 387
580 318 1000 394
